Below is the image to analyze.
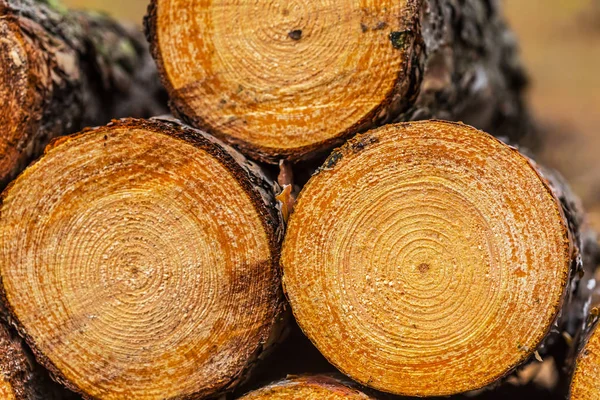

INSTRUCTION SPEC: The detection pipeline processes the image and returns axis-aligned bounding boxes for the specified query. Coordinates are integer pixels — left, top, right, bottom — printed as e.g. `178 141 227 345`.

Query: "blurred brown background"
64 0 600 229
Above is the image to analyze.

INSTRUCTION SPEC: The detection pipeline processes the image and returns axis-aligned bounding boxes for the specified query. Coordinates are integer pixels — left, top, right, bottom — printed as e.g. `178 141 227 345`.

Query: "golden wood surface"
147 0 417 161
0 119 282 399
239 376 373 399
63 0 600 227
571 325 600 399
281 121 573 396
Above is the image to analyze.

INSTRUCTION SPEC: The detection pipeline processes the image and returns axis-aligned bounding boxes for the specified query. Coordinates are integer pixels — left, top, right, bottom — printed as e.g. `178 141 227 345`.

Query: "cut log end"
281 121 573 396
239 375 373 399
0 119 283 399
570 324 600 399
147 0 419 162
0 14 43 186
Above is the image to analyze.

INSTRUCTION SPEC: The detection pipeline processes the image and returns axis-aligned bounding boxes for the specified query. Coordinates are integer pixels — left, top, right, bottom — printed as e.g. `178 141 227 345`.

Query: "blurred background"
64 0 600 230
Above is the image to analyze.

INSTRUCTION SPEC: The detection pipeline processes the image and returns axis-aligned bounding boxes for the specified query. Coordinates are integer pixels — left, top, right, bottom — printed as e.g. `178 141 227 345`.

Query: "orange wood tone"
239 375 373 399
282 120 573 396
0 15 47 186
0 379 16 400
148 0 419 161
570 324 600 399
0 119 283 399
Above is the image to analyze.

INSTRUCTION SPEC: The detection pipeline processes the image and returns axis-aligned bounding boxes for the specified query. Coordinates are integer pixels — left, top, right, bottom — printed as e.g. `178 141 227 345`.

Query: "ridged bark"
0 0 166 188
0 322 77 399
393 0 533 144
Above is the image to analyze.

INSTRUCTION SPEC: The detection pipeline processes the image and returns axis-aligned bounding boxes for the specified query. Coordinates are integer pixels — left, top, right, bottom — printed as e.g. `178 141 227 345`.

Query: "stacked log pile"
0 0 598 399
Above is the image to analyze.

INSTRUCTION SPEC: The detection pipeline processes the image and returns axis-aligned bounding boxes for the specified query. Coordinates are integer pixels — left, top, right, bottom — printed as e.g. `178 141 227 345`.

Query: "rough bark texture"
549 175 600 333
391 0 533 145
0 117 288 399
0 322 77 400
144 0 532 163
0 0 166 188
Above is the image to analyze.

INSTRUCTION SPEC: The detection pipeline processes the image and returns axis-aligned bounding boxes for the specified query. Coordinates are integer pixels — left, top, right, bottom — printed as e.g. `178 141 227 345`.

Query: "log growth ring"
571 324 600 399
239 375 373 399
148 0 418 161
281 121 572 396
0 120 281 399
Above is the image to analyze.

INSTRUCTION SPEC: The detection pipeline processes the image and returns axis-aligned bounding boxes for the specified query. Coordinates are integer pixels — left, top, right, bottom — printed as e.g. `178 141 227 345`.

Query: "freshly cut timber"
0 0 165 188
145 0 531 163
0 118 284 399
0 323 76 399
570 323 600 399
239 375 374 399
281 120 584 396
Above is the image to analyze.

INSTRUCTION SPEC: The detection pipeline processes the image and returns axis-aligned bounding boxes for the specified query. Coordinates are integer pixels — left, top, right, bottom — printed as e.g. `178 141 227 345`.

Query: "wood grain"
0 118 285 399
282 121 578 396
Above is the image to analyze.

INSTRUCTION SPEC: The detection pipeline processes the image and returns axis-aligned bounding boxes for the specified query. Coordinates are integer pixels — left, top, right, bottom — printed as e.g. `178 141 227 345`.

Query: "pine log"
238 375 375 399
570 322 600 399
0 0 166 188
144 0 532 163
281 120 591 396
0 118 285 399
567 240 600 400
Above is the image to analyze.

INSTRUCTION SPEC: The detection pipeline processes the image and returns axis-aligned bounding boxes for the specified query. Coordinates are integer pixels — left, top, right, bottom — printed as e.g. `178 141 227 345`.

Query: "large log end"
281 120 575 396
145 0 422 162
0 118 284 399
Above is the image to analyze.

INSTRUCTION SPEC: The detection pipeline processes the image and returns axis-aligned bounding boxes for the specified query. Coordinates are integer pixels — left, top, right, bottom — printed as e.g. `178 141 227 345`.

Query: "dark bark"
0 0 166 188
390 0 534 146
0 321 77 400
